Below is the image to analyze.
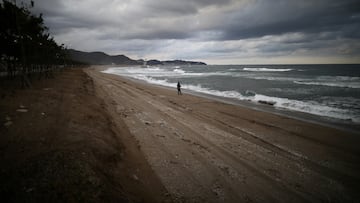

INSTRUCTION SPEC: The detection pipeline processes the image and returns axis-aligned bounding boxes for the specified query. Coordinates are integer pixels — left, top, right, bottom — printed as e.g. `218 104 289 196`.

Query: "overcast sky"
28 0 360 64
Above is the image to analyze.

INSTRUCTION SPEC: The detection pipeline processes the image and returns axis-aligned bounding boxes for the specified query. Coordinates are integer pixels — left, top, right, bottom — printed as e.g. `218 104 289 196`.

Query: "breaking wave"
140 76 359 122
103 68 360 123
243 68 293 72
103 66 232 78
102 66 360 123
244 74 360 89
294 76 360 89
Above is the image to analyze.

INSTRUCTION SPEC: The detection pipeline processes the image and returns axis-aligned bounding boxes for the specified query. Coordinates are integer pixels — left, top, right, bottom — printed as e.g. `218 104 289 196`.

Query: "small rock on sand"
132 174 139 181
4 121 13 127
25 187 34 193
258 100 275 106
17 105 28 112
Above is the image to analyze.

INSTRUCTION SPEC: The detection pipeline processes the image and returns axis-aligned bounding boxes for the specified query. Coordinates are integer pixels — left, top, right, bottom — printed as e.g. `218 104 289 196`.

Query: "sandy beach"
2 0 360 202
1 67 359 202
86 66 360 202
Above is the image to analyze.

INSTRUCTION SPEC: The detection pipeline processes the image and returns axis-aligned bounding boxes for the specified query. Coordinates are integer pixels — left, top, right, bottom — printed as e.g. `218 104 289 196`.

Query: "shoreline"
187 90 360 134
100 66 360 134
87 66 360 202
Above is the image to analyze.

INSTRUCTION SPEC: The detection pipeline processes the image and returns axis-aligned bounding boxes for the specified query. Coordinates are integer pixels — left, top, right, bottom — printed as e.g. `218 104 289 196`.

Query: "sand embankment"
0 68 166 202
86 66 360 202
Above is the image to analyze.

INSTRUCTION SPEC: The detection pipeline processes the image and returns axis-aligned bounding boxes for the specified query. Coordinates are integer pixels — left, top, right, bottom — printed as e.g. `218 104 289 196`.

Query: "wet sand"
86 66 360 202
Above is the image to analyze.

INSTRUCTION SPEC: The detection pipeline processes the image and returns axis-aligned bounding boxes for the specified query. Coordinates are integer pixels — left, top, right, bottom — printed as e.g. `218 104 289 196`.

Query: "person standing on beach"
177 81 182 95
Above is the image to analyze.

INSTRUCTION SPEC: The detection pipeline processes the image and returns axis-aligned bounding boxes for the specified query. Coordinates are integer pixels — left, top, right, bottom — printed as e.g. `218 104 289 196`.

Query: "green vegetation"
0 0 69 87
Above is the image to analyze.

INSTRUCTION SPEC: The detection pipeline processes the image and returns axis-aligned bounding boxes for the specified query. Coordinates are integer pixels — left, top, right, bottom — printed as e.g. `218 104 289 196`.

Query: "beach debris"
41 112 46 116
132 174 139 181
25 187 34 193
169 160 178 165
116 105 125 113
4 121 13 127
173 131 180 137
136 140 141 149
258 100 275 106
17 105 28 112
43 88 52 91
181 138 191 143
144 121 151 125
156 134 166 138
163 192 171 198
212 182 225 201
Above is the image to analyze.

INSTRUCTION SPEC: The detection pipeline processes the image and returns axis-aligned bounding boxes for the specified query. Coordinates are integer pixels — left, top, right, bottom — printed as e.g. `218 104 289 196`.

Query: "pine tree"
0 0 66 86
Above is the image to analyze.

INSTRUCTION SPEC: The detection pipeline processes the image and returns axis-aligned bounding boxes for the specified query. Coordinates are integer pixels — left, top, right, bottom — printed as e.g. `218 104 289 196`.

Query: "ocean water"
102 64 360 126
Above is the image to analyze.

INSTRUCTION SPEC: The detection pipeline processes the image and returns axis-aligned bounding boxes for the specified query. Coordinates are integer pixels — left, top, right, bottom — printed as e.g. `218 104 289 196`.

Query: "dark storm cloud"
31 0 360 41
30 0 197 39
142 0 233 15
19 0 360 63
218 0 360 40
31 0 114 34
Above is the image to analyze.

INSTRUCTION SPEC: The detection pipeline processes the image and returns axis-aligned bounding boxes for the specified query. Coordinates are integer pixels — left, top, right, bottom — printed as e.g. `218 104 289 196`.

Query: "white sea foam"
294 75 360 89
102 67 360 123
244 74 360 89
180 78 358 122
228 68 238 71
243 68 293 72
246 76 300 82
173 69 186 74
252 94 358 122
318 76 360 81
172 68 232 77
103 66 232 78
294 81 360 89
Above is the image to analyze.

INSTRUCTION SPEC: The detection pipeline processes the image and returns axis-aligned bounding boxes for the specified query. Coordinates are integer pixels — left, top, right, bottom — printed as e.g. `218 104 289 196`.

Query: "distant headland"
67 49 207 66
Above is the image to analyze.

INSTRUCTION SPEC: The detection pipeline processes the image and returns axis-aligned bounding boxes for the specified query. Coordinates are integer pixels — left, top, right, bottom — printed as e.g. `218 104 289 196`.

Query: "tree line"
0 0 77 87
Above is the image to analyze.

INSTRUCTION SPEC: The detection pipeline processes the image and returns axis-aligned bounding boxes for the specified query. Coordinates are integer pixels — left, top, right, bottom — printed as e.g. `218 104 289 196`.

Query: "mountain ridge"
67 49 206 66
